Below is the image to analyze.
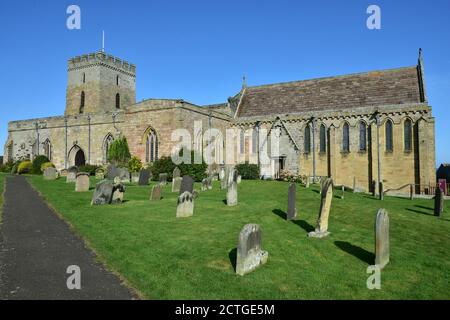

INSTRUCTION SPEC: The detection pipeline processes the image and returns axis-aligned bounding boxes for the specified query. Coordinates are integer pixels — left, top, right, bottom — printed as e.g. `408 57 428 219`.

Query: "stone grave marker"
106 165 120 180
172 177 182 193
180 176 194 195
287 183 297 220
150 185 162 201
91 180 114 205
375 209 390 269
60 169 68 177
237 175 242 184
434 188 444 217
138 169 150 186
236 224 268 276
131 172 140 183
112 183 126 204
75 172 90 192
173 167 181 179
308 178 333 238
227 169 238 206
43 167 58 180
176 191 194 218
95 168 105 180
159 173 168 185
66 166 78 183
201 178 208 191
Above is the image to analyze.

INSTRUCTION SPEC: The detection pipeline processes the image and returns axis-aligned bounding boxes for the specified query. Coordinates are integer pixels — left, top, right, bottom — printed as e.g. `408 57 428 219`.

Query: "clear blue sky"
0 0 449 165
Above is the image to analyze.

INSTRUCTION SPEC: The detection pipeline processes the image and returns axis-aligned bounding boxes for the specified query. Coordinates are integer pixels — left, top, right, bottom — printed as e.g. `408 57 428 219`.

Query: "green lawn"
28 176 450 299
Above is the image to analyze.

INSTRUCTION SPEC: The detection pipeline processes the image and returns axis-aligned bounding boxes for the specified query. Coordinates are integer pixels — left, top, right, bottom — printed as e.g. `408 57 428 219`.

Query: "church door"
75 149 86 167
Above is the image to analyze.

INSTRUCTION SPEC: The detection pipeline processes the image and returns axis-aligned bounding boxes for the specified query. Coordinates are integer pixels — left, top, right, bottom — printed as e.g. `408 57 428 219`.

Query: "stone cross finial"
242 75 247 89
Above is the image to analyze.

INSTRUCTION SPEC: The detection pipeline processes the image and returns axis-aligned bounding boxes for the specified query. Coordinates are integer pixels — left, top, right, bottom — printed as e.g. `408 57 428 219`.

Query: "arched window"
385 119 394 152
343 122 350 152
194 130 202 153
80 91 85 114
252 126 258 154
116 93 120 109
359 121 367 151
43 139 52 160
103 134 114 163
116 75 119 86
7 141 13 162
404 119 412 152
145 130 158 163
239 129 245 154
82 73 86 83
304 124 311 154
319 124 326 153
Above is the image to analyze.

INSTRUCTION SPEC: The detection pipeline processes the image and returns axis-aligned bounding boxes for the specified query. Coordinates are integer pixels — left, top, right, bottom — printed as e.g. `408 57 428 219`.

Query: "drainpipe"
311 117 317 183
375 112 383 200
87 115 91 164
208 111 212 176
35 122 40 157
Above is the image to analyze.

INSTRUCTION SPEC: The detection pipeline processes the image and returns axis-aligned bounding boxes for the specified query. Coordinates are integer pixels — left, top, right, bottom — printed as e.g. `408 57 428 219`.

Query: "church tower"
65 51 136 116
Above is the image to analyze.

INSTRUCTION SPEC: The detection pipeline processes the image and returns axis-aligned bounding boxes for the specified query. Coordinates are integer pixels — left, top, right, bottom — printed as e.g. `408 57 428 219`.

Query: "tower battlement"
68 51 136 75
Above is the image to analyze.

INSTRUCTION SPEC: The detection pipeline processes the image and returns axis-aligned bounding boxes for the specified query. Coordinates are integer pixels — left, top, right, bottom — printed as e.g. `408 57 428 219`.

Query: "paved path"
0 176 136 300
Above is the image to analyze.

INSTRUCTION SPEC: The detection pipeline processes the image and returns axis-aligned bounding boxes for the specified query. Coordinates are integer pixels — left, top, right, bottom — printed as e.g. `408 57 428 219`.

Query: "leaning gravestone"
227 169 238 206
375 209 389 269
43 167 58 180
176 191 194 218
180 176 194 195
138 169 151 186
236 224 269 276
66 166 78 183
95 168 105 180
173 167 181 179
150 185 162 201
75 172 90 192
434 188 444 217
159 173 168 185
172 177 182 193
287 183 297 220
308 178 333 238
91 180 114 205
112 183 126 204
106 165 120 180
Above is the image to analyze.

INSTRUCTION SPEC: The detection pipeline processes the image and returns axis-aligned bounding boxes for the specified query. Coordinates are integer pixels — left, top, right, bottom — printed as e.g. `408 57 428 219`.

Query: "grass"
27 175 450 299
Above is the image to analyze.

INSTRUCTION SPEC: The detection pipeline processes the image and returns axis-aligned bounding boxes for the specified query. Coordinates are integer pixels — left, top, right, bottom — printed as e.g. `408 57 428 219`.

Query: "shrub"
278 169 303 183
11 160 22 174
31 155 50 175
0 161 14 173
150 150 207 182
236 163 260 180
79 164 100 176
128 156 143 173
18 160 32 174
107 136 131 167
40 162 55 172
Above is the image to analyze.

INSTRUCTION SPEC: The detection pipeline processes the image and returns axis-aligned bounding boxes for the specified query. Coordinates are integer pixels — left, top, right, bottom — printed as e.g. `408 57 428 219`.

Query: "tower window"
404 119 412 152
386 119 394 152
343 122 350 152
80 91 85 114
116 93 120 109
359 121 367 151
116 75 119 86
319 124 326 153
82 73 86 83
304 124 311 154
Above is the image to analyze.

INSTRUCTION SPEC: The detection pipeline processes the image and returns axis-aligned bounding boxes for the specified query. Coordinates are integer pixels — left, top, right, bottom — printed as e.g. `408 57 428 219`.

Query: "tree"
107 136 131 167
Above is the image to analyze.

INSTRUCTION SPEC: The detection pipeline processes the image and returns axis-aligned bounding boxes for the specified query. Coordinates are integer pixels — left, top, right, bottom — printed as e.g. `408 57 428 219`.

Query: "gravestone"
138 169 150 186
173 167 181 179
219 168 225 181
75 172 90 192
91 180 114 205
180 176 194 195
305 177 310 189
43 167 58 180
201 178 208 191
341 185 345 200
375 209 389 269
434 188 444 217
287 183 297 220
60 169 68 177
227 169 238 206
221 167 230 189
150 185 162 201
106 165 120 180
172 177 182 193
159 173 168 185
237 175 242 184
236 224 268 276
118 168 130 183
410 184 414 200
66 166 78 183
111 183 126 204
176 191 194 218
95 168 105 180
193 190 199 199
308 178 333 238
207 176 213 190
131 172 140 183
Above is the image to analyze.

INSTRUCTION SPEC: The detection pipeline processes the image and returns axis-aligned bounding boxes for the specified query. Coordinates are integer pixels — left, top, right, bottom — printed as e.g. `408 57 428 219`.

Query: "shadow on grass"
272 209 286 220
292 220 315 233
312 190 320 194
362 196 379 201
406 208 433 216
334 241 374 265
415 205 433 211
222 199 227 205
228 248 237 272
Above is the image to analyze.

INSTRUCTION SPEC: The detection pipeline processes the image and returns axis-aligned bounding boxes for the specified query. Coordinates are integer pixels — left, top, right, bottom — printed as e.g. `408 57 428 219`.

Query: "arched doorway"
75 149 86 167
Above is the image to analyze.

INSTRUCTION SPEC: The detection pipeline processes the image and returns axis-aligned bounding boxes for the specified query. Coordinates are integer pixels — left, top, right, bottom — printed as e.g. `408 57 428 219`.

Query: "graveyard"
23 173 449 300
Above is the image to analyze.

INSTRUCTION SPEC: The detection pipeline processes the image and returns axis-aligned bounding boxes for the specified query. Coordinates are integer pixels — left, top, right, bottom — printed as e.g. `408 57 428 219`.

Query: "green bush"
79 164 100 176
11 160 22 174
236 163 260 180
128 156 143 173
150 151 207 182
0 161 14 173
32 155 50 175
107 136 131 167
40 162 55 172
18 160 32 174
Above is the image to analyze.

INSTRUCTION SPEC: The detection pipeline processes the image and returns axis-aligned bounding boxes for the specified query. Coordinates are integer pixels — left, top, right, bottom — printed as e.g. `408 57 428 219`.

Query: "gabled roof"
236 66 424 118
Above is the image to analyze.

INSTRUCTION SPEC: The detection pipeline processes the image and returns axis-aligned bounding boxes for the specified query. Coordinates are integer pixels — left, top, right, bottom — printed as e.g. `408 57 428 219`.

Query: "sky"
0 0 449 165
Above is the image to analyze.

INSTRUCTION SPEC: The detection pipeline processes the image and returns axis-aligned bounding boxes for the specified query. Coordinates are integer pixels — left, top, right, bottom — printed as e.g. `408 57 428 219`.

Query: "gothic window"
116 93 120 109
103 134 114 163
404 119 412 152
80 91 85 114
304 124 311 154
359 121 367 151
343 122 350 152
145 130 158 163
82 73 86 83
319 124 326 153
240 129 245 154
386 119 394 152
252 126 258 154
43 139 52 160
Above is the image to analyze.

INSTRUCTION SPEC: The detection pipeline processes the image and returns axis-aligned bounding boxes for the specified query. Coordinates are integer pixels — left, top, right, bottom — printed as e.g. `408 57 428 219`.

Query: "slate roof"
236 66 423 118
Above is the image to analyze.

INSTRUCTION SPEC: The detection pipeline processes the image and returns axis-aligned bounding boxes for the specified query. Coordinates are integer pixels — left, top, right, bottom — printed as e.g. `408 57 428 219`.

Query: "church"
4 49 436 195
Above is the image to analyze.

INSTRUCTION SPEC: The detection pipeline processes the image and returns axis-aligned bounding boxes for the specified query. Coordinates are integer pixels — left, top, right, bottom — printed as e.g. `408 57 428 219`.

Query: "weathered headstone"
287 183 297 220
236 224 268 276
91 180 114 205
75 172 90 192
95 168 105 180
219 168 225 181
106 165 120 180
227 169 238 206
131 172 140 183
176 191 194 218
410 184 414 200
43 167 58 180
150 185 162 201
138 169 150 186
180 176 194 195
66 166 78 183
237 175 242 184
305 177 310 189
173 167 181 179
112 183 126 204
118 168 130 183
201 178 208 191
375 209 389 269
308 178 333 238
159 173 168 185
207 176 213 190
221 167 229 189
172 177 182 193
434 188 444 217
60 169 68 177
193 190 199 199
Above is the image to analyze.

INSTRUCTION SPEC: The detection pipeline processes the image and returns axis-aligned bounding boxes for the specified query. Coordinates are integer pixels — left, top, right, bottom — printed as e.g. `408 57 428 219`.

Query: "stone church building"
4 49 436 194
